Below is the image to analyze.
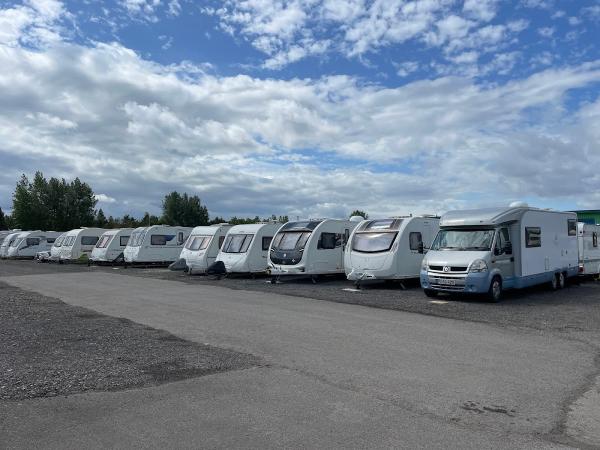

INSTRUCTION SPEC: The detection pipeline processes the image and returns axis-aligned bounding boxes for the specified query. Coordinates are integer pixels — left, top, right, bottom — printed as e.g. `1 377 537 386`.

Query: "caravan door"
491 227 515 284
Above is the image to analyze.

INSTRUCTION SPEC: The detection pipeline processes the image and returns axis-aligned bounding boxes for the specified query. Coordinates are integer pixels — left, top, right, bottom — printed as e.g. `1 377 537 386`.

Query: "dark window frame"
409 232 422 251
120 236 130 247
525 227 541 248
262 236 273 251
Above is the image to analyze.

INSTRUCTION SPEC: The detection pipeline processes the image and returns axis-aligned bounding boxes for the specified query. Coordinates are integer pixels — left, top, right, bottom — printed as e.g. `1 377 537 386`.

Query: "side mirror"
418 242 424 254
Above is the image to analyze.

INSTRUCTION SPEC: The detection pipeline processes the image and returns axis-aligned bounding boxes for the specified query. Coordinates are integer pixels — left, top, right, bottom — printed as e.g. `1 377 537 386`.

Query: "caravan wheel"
550 273 558 290
558 272 566 289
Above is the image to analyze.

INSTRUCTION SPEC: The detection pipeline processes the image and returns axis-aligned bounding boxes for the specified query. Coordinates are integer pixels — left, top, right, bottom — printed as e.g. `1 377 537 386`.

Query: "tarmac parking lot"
1 259 599 448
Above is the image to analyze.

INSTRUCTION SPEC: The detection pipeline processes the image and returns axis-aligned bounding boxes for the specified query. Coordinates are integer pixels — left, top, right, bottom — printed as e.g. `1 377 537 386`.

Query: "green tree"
12 175 34 229
350 210 368 219
95 209 107 227
0 207 7 230
162 191 209 226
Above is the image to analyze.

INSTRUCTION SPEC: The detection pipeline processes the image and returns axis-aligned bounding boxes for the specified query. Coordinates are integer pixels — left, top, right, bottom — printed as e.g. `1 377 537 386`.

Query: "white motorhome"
216 223 281 274
345 216 440 285
178 224 232 274
577 222 600 276
268 218 361 278
124 225 192 264
420 205 579 302
59 228 105 262
0 231 24 258
6 231 63 259
90 228 133 264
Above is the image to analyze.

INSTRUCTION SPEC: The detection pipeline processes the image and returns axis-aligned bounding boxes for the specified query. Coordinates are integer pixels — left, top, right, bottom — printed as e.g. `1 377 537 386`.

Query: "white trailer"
0 231 24 258
577 222 600 276
90 228 133 264
178 224 232 274
49 232 67 261
345 216 440 285
216 223 281 274
124 225 192 265
59 228 105 262
420 205 579 301
6 231 63 259
0 230 19 248
268 218 361 278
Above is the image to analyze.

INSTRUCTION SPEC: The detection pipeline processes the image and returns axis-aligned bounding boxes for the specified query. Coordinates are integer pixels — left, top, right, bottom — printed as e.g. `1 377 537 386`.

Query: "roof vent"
509 201 529 208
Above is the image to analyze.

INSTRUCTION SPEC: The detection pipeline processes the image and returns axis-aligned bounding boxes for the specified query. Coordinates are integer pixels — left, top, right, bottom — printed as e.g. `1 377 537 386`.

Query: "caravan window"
353 232 396 253
272 231 311 250
64 236 75 247
262 236 273 251
318 233 337 250
47 238 56 244
593 232 598 248
219 235 226 249
363 219 402 231
120 236 130 246
525 227 541 248
223 234 254 253
568 219 577 236
26 237 41 247
53 236 64 247
81 236 99 246
186 235 211 251
177 232 184 245
96 235 112 248
10 238 22 247
151 234 175 246
409 232 422 251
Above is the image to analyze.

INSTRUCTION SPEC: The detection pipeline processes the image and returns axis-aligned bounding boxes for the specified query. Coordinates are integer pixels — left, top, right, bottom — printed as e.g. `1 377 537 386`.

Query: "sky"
0 0 599 220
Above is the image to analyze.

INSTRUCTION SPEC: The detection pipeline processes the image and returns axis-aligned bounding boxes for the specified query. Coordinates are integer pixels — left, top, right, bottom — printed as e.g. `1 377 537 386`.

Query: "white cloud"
395 61 419 77
537 26 554 37
95 194 117 203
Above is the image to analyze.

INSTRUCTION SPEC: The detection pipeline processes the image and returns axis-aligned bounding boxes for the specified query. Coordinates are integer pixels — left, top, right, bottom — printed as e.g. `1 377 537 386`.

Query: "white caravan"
0 231 24 258
268 218 361 278
0 230 19 248
577 222 600 276
124 226 192 264
345 216 440 285
6 231 63 259
216 223 281 274
49 232 67 261
59 228 105 262
178 224 232 274
420 205 579 302
90 228 133 263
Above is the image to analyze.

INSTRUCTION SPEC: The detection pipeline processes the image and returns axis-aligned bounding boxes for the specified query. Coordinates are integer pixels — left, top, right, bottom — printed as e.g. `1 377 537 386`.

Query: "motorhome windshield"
272 231 311 251
431 229 495 251
222 234 253 253
185 235 211 251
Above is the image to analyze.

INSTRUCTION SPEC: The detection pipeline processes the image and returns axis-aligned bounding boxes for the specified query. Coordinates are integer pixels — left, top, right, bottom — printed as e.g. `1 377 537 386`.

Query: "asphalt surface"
0 281 258 400
1 260 599 448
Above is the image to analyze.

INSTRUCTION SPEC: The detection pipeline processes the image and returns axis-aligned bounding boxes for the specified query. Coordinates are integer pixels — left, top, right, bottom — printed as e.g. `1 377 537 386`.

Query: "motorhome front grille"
428 265 468 272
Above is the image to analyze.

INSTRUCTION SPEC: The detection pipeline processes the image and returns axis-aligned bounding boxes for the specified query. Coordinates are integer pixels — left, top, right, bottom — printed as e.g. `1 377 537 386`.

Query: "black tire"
424 289 438 298
488 276 502 303
550 273 558 290
558 272 566 289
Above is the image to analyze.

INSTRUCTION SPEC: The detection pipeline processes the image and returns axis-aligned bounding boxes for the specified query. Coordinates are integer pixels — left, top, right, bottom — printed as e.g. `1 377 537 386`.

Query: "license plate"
438 279 456 286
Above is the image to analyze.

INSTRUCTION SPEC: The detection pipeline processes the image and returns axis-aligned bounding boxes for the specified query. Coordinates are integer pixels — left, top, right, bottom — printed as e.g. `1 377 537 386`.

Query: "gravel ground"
0 281 260 401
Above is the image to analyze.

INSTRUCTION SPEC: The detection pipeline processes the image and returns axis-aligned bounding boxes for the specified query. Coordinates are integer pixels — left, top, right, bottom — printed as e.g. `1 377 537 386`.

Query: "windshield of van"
271 231 311 251
185 235 211 251
222 234 253 253
431 229 495 251
53 236 64 248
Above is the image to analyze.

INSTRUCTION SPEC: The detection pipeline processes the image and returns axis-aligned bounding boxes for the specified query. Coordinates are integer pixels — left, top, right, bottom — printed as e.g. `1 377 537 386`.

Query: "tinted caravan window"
409 232 422 251
525 227 541 248
81 236 99 246
120 236 130 246
262 236 273 251
568 219 577 236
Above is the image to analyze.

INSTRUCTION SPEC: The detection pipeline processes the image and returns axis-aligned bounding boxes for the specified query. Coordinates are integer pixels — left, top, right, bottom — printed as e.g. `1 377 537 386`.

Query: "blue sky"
0 0 599 220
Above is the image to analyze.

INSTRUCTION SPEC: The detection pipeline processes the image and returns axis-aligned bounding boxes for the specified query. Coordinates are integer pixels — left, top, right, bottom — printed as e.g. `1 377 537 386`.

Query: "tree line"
0 173 310 231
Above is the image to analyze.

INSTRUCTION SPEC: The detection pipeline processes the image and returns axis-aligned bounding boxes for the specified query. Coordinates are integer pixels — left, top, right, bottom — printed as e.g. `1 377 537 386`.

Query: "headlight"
469 259 488 273
421 258 428 270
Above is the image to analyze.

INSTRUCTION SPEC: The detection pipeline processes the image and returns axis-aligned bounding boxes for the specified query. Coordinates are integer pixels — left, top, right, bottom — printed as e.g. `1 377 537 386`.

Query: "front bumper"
420 270 491 293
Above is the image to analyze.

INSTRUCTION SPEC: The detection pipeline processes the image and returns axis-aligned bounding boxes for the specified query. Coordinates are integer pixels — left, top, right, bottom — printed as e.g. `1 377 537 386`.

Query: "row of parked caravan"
2 204 600 301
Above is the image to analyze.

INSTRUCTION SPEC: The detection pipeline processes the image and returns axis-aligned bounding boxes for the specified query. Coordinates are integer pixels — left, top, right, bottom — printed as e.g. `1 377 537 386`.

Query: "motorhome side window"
81 236 99 246
567 219 577 236
594 232 598 248
262 236 273 251
318 233 337 250
409 232 422 251
525 227 541 248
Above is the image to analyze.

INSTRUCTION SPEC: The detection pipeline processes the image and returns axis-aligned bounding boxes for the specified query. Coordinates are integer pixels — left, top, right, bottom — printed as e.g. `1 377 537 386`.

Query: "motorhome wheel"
488 277 502 303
